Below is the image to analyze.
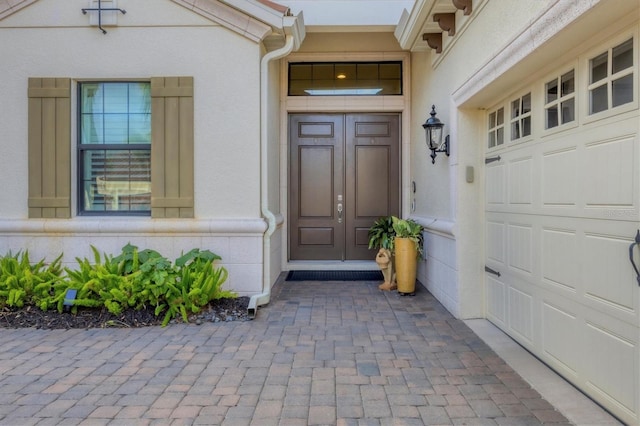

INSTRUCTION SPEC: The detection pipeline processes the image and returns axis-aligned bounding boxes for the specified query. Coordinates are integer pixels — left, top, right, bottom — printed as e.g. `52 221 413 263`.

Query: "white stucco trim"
412 215 455 237
171 0 274 42
0 0 37 20
0 218 267 234
451 0 599 108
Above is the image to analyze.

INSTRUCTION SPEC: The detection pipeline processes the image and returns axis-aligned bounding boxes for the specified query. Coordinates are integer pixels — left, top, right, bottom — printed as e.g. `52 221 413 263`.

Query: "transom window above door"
288 61 402 96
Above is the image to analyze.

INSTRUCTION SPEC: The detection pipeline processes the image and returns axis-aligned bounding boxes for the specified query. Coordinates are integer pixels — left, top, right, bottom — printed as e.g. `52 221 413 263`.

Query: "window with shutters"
28 76 194 219
78 82 151 215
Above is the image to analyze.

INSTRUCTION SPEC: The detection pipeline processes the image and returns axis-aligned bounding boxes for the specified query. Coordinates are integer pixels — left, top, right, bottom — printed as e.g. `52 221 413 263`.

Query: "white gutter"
247 33 296 319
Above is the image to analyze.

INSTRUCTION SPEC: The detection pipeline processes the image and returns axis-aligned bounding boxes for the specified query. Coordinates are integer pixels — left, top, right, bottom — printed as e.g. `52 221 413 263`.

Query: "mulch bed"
0 297 250 329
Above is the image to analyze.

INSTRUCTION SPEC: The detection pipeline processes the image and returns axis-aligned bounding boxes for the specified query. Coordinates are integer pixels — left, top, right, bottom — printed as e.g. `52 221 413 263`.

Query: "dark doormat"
286 270 383 281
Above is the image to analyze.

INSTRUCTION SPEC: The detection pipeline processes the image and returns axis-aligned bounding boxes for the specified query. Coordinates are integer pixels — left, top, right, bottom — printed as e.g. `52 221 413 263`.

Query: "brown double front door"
289 113 400 261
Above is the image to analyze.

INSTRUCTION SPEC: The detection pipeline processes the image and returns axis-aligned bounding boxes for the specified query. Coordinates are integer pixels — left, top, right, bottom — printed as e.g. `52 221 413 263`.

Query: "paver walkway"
0 280 579 425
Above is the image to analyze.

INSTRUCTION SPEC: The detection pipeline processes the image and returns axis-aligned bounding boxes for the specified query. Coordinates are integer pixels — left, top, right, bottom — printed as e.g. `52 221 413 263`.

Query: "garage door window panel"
545 70 575 129
510 93 531 141
589 38 634 114
488 107 504 149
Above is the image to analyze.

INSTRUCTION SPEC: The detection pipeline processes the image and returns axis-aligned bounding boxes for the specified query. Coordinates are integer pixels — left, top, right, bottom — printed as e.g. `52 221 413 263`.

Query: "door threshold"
286 260 377 271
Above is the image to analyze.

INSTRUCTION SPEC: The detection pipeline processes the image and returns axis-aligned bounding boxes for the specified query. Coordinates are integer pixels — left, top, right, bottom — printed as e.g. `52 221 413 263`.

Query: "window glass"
288 62 402 96
79 82 151 215
522 93 531 114
561 99 575 124
612 39 633 74
613 74 634 107
546 79 558 103
561 70 575 96
590 84 608 114
590 52 608 84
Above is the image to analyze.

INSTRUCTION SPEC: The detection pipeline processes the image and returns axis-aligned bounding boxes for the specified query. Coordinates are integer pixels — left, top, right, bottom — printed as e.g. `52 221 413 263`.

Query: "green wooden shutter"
28 78 71 218
150 77 195 218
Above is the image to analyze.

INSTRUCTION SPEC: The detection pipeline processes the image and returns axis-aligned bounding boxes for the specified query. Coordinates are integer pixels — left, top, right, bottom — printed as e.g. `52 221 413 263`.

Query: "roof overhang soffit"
172 0 304 47
395 0 471 52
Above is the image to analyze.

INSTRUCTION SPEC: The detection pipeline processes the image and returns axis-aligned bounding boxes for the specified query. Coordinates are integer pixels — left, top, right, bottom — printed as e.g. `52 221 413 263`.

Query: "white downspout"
248 34 295 318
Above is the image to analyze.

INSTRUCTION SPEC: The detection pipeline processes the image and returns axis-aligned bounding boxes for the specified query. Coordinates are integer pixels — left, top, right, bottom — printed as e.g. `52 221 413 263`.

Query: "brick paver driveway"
0 280 572 425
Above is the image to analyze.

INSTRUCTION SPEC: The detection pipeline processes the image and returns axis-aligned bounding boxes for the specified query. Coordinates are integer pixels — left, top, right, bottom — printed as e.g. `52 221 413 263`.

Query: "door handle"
629 230 640 286
337 203 343 224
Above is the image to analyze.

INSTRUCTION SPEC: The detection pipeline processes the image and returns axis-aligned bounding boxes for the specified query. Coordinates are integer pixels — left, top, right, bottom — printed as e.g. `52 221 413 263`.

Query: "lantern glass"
426 126 443 150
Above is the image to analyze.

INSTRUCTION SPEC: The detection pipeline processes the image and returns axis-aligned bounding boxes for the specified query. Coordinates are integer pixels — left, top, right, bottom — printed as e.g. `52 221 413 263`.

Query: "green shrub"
0 244 233 327
0 251 63 309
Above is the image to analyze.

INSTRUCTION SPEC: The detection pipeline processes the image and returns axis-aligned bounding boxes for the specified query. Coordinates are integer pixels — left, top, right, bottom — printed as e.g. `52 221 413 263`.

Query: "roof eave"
395 0 435 51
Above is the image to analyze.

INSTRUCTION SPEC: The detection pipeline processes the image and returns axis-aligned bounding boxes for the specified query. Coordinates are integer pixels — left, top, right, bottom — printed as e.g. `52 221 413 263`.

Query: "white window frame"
582 30 638 124
509 91 532 143
487 106 505 150
542 66 578 134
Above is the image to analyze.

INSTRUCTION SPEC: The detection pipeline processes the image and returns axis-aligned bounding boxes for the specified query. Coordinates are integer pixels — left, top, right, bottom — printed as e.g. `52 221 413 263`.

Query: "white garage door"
484 64 639 423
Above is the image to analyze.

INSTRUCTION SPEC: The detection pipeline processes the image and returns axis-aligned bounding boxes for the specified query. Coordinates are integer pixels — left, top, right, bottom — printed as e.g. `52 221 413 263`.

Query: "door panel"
290 113 400 261
290 115 344 260
346 114 400 260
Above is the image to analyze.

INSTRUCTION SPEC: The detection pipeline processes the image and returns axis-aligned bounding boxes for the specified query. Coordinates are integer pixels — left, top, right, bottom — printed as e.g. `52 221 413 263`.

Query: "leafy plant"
0 251 63 309
368 216 396 251
0 244 235 327
157 248 232 326
391 216 424 258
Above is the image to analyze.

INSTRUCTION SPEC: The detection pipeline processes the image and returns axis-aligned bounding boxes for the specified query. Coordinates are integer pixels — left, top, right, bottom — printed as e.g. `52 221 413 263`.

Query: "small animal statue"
375 248 396 291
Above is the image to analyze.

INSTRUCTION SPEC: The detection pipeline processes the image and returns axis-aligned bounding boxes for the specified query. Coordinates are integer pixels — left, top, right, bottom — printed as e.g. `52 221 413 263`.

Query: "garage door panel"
542 228 578 292
542 300 579 378
585 136 635 208
486 275 506 326
584 232 637 313
486 219 506 264
584 319 637 417
508 157 533 205
508 286 534 344
486 163 506 206
508 222 533 275
542 147 578 207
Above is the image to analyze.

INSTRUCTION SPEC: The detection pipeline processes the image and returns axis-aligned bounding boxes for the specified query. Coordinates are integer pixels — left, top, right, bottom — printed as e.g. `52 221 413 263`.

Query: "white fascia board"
222 0 288 29
283 12 306 50
172 0 273 42
395 0 436 50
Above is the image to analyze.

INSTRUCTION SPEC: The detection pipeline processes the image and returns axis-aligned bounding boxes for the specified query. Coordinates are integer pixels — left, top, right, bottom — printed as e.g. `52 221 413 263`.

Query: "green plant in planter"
368 216 396 251
391 216 424 258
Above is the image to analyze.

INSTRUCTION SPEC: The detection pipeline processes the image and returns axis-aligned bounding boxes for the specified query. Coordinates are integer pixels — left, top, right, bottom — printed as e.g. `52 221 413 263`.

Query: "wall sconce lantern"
422 105 450 164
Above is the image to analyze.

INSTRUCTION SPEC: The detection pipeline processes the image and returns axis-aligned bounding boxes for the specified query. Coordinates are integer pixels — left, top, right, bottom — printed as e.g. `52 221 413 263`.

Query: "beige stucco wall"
0 0 263 219
0 0 269 295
